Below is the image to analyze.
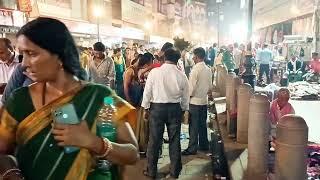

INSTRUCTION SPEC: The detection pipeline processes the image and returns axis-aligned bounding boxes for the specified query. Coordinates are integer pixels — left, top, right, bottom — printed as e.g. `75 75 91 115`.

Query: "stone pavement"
123 124 214 180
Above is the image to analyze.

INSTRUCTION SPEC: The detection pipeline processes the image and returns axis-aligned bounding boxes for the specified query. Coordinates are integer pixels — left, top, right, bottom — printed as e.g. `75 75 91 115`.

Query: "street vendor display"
288 81 320 100
307 144 320 179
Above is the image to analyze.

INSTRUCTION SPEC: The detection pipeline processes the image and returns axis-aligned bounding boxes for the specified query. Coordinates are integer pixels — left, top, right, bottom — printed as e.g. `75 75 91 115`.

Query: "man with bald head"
0 38 19 94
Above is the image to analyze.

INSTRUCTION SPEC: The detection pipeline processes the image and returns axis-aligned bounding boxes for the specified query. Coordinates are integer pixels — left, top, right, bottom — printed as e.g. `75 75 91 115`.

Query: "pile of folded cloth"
288 82 320 100
307 144 320 179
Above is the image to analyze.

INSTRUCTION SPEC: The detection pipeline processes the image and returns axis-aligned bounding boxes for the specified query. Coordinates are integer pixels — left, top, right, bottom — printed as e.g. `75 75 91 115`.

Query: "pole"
247 0 253 51
217 3 220 47
314 0 320 52
97 16 100 42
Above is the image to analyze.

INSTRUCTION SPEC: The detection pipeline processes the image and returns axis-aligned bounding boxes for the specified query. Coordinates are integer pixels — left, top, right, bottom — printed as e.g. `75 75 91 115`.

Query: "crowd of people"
0 16 319 180
0 17 216 179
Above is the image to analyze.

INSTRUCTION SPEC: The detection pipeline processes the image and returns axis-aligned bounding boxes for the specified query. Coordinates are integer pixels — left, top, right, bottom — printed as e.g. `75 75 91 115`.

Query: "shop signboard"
40 0 71 9
121 0 148 26
121 27 145 40
60 19 97 35
0 9 13 26
37 0 72 18
17 0 32 12
150 35 172 44
12 10 25 27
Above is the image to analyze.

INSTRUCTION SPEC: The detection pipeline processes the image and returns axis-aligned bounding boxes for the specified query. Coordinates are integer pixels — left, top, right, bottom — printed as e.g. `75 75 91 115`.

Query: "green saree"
0 83 136 180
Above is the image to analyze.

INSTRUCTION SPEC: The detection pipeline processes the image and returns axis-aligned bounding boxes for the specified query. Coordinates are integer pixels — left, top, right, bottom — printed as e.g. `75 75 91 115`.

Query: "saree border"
65 94 137 180
16 84 84 145
0 109 18 143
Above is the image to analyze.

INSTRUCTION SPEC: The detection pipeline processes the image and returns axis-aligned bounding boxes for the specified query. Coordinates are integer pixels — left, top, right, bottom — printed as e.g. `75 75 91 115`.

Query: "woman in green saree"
0 17 139 180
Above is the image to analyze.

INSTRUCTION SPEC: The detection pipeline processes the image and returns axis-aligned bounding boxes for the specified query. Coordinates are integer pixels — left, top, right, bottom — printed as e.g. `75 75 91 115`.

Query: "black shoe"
182 149 196 156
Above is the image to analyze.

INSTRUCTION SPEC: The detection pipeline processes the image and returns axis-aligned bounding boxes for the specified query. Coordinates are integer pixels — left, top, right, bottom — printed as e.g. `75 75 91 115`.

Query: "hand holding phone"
52 103 80 153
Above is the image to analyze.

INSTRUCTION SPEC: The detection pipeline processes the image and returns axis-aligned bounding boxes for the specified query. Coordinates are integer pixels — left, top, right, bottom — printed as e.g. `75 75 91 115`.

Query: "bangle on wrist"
96 138 113 158
1 168 23 179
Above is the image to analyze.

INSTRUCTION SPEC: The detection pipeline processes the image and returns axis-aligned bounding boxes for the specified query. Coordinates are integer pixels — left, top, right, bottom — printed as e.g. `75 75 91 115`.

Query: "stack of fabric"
307 144 320 179
288 82 320 100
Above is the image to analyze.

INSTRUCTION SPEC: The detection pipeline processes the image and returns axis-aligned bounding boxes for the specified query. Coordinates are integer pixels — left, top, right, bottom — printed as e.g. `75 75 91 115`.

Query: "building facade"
0 0 210 48
253 0 315 44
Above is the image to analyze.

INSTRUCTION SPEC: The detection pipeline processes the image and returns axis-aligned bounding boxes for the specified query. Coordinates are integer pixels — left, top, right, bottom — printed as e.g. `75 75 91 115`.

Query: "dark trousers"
258 64 271 84
234 68 239 75
147 103 182 177
187 104 209 152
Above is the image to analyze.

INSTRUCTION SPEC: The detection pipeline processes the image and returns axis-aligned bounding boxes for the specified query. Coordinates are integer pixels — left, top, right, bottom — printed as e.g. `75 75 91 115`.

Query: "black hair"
312 52 319 57
93 42 105 52
144 52 154 61
193 47 206 60
133 43 138 47
138 53 153 67
161 42 173 52
113 48 121 54
17 17 86 80
164 48 181 64
131 54 142 65
0 38 13 51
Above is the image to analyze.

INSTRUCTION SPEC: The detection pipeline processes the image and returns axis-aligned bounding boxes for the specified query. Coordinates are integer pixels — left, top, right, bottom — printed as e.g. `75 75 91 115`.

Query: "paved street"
123 124 214 180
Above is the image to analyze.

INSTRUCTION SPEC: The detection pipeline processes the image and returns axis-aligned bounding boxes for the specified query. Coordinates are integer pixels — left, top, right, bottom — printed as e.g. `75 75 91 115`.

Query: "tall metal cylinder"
236 83 253 143
247 94 269 180
275 115 308 180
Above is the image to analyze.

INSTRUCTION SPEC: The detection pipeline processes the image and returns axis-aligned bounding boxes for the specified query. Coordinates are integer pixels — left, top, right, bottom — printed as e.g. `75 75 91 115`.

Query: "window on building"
158 0 166 15
0 0 17 10
175 0 182 17
131 0 144 6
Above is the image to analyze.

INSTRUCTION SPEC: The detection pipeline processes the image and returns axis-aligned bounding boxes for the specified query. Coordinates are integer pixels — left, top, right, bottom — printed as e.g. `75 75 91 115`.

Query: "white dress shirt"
0 59 19 83
141 63 189 111
189 61 213 105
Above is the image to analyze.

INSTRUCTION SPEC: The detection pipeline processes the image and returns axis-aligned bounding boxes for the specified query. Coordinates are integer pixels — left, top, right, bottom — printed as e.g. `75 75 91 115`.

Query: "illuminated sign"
17 0 32 12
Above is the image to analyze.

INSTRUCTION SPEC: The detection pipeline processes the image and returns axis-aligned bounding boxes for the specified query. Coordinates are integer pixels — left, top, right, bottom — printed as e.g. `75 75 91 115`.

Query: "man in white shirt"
142 48 189 179
182 47 213 156
0 38 19 95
